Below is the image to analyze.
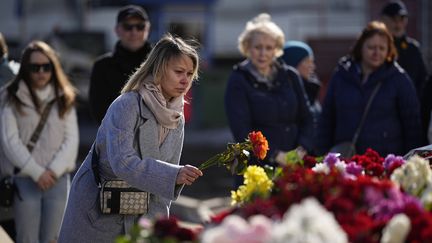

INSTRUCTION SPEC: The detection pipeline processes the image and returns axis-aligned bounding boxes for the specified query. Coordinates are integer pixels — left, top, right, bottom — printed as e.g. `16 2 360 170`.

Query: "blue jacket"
317 56 423 156
224 61 314 163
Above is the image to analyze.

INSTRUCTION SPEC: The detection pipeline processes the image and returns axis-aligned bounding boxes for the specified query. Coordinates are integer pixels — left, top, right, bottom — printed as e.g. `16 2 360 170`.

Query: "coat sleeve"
287 68 315 153
0 105 45 181
396 73 423 152
224 71 253 143
411 45 428 97
102 95 182 200
48 108 79 178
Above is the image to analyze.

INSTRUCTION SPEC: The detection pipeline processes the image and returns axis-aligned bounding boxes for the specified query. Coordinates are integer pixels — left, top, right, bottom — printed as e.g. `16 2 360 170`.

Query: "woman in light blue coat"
58 34 203 242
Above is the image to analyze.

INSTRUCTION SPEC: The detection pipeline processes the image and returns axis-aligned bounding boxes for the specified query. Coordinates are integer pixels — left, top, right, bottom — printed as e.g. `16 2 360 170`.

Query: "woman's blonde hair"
122 33 200 93
238 13 285 57
7 40 76 118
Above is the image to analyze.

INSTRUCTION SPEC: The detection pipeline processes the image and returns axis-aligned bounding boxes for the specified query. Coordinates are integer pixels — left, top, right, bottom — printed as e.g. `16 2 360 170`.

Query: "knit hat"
281 41 314 67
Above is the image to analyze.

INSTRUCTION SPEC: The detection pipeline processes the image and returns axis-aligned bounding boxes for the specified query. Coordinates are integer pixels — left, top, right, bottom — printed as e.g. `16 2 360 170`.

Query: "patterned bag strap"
351 81 383 145
12 99 55 176
26 100 56 153
91 144 101 186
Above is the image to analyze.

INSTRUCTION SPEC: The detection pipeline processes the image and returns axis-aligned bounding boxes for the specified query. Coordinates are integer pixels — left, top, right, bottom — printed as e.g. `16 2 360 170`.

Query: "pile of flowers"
206 149 432 243
118 129 432 242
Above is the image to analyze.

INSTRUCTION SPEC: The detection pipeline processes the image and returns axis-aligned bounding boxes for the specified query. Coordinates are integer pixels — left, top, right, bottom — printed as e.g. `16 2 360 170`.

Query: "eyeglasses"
122 23 146 31
29 63 52 73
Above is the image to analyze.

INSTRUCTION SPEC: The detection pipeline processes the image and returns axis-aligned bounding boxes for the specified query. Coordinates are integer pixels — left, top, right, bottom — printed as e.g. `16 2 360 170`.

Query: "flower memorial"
198 131 269 174
118 140 432 243
201 149 432 243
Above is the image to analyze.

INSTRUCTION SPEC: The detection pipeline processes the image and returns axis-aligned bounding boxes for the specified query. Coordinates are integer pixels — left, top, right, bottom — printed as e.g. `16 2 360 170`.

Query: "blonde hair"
122 33 200 93
238 13 285 57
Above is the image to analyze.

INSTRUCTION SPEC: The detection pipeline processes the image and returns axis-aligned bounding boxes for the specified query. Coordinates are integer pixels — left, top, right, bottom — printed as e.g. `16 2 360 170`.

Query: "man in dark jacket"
380 0 428 99
89 5 153 123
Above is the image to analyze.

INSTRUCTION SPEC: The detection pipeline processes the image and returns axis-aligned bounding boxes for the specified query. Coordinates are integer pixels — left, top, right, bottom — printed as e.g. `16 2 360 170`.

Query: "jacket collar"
337 56 399 87
235 59 284 90
113 41 152 61
16 80 56 108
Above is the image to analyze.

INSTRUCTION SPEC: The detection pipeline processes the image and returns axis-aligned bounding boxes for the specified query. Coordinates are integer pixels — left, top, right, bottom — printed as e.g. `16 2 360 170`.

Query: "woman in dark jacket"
317 21 422 156
225 13 314 170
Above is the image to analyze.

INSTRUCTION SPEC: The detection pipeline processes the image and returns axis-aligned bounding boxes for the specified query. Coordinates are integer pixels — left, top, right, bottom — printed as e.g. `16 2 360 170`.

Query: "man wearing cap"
380 0 427 98
89 5 153 124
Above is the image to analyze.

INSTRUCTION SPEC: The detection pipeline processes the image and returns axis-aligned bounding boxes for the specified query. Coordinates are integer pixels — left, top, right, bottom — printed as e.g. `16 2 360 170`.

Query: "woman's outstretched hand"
176 165 203 185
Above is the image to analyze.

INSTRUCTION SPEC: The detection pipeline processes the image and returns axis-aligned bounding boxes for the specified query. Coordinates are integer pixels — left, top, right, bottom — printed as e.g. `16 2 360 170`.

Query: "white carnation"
380 214 411 243
271 197 348 243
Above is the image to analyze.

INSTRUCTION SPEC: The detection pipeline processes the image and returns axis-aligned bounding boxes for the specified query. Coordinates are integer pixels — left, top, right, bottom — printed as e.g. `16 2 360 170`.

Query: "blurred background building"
0 0 431 235
0 0 431 197
0 0 432 124
1 0 430 129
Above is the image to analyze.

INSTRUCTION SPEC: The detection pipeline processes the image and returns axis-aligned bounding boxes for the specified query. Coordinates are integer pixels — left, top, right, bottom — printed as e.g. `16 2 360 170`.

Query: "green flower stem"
198 141 252 171
198 153 224 170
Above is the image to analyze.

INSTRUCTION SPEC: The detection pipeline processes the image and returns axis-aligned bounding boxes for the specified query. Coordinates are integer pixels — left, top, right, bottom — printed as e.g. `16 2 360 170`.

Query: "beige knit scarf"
138 79 183 145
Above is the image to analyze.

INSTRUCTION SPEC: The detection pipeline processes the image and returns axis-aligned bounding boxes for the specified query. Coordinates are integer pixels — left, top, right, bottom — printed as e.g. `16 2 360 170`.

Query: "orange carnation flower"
199 131 270 175
248 131 269 160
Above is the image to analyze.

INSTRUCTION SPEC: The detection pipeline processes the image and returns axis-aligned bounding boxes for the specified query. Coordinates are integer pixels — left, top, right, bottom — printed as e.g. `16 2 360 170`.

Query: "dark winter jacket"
224 60 314 164
394 35 428 98
317 56 423 156
88 41 152 123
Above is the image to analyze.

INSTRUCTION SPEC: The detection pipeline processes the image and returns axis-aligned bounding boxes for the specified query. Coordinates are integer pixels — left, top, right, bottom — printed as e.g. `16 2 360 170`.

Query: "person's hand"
176 165 203 185
37 170 57 191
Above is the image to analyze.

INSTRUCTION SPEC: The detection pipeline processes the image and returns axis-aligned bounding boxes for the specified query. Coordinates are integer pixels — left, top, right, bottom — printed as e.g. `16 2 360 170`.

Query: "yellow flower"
231 165 273 205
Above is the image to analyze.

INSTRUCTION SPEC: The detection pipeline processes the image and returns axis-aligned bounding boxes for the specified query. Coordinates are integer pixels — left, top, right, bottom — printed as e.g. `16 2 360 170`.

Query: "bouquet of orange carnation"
199 131 269 175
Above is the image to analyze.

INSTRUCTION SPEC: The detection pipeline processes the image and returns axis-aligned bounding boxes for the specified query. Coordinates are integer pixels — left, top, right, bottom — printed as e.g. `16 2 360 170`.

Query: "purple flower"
345 162 363 176
324 153 340 168
384 154 405 171
365 187 422 221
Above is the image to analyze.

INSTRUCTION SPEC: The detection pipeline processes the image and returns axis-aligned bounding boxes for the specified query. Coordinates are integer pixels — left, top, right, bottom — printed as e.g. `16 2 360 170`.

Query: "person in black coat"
225 13 314 171
88 5 153 124
317 21 422 157
380 0 428 99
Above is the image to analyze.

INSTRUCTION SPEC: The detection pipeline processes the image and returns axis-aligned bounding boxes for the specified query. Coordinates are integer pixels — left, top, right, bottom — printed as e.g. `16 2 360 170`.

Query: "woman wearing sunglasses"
0 40 78 243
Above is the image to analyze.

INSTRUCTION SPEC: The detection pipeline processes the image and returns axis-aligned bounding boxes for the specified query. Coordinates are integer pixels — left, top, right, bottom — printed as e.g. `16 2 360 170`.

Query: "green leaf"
285 150 303 165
